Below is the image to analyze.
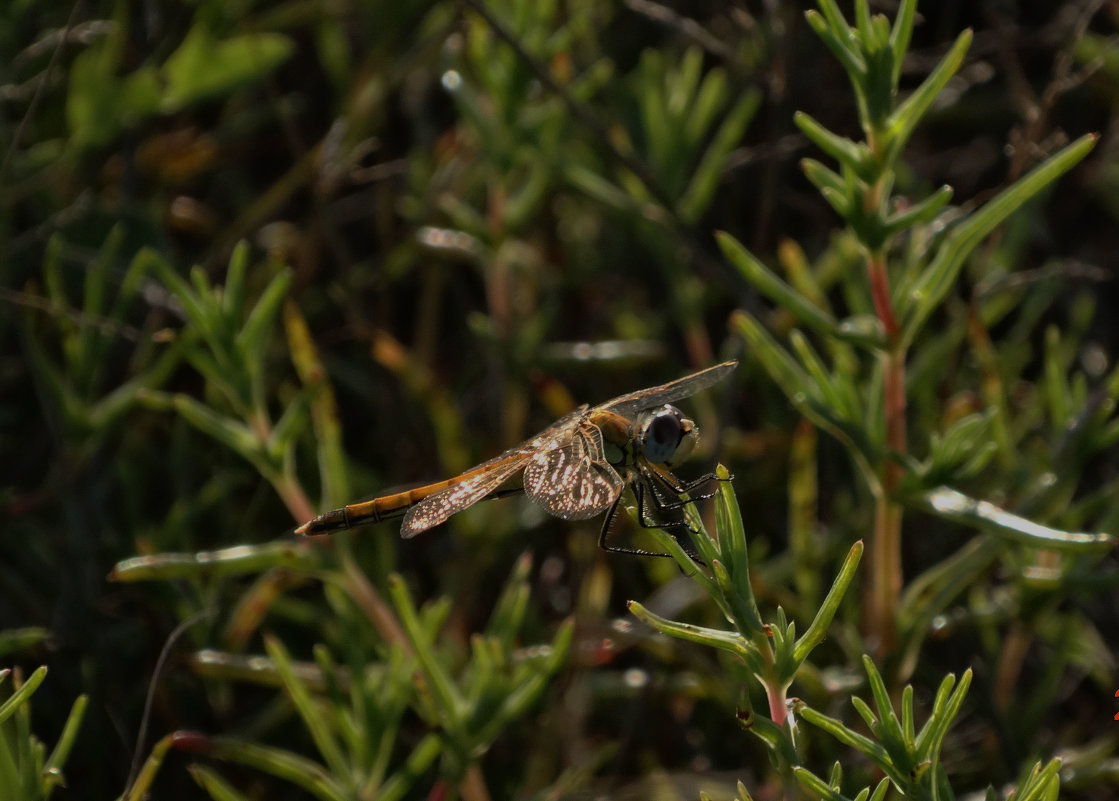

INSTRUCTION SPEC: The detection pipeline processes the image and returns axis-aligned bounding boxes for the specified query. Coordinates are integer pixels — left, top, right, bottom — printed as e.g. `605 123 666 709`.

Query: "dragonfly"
295 360 737 554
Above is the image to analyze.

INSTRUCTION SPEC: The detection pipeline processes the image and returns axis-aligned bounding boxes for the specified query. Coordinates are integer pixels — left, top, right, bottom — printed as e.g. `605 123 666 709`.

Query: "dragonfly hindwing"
523 424 624 520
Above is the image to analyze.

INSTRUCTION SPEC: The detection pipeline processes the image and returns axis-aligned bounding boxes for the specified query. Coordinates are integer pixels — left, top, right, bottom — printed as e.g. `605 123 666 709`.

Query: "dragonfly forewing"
600 360 737 417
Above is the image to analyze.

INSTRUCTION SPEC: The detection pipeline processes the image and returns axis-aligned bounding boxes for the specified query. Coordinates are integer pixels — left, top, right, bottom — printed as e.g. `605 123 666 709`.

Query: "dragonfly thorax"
634 404 698 466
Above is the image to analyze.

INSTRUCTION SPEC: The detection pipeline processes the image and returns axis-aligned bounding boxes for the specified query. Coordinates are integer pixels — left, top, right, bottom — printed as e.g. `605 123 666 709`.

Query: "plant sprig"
722 0 1102 656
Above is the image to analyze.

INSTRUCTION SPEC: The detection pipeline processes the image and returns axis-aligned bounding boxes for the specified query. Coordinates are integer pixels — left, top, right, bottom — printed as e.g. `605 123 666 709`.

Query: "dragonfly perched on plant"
296 361 737 554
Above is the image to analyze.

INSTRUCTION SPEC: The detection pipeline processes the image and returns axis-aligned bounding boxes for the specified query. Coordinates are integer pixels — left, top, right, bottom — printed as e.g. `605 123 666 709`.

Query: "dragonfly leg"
643 467 730 511
636 470 710 515
596 492 675 558
677 470 731 498
629 479 704 561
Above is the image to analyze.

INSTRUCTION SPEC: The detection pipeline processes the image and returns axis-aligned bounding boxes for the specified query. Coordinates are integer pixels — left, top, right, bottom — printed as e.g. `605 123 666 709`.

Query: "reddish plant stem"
276 475 315 528
867 251 899 338
766 680 787 727
248 407 316 525
866 250 905 655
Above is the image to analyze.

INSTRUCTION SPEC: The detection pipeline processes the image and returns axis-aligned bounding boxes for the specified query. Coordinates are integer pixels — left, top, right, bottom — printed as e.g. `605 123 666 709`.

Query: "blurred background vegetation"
2 0 1118 799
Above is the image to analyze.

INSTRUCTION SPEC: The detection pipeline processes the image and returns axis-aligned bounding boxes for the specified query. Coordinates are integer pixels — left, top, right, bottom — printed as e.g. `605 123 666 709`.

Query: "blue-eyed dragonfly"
296 361 736 553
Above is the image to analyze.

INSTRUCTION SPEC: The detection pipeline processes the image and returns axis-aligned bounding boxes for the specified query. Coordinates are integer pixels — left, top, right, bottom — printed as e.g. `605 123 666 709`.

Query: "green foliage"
0 668 86 801
22 231 180 448
117 555 569 801
137 244 306 504
795 657 971 799
723 0 1111 687
631 471 861 704
66 5 292 151
622 46 761 223
630 467 1066 801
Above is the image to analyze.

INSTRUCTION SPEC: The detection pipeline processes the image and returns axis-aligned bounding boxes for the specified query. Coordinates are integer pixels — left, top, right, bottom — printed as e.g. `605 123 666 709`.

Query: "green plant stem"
868 489 902 654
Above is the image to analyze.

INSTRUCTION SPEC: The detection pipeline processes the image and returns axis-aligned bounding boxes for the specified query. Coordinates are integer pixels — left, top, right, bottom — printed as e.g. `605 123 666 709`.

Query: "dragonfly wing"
532 404 591 440
401 453 530 538
398 405 590 539
523 425 625 520
600 361 737 417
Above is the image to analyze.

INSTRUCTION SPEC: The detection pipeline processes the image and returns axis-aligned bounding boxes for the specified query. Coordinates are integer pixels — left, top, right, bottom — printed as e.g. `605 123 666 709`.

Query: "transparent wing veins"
599 361 736 417
399 405 591 537
401 453 531 538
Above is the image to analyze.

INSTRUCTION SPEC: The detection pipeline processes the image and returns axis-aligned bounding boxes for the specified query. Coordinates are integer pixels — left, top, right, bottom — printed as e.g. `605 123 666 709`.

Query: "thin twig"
123 608 217 796
623 0 744 66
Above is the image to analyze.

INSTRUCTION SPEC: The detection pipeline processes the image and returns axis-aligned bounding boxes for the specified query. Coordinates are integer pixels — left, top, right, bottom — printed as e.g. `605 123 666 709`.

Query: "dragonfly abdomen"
296 475 477 535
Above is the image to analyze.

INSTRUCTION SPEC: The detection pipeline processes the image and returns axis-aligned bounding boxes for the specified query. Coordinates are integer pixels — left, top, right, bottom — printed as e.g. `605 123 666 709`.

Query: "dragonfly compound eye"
642 406 685 464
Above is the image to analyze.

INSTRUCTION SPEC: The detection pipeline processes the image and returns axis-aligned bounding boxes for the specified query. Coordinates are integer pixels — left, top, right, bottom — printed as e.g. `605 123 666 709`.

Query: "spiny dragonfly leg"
595 492 677 558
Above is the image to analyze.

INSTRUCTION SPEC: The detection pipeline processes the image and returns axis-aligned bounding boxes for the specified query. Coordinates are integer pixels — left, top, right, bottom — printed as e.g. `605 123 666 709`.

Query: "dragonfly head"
636 404 698 466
